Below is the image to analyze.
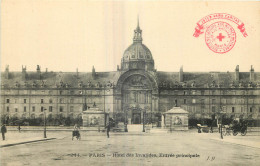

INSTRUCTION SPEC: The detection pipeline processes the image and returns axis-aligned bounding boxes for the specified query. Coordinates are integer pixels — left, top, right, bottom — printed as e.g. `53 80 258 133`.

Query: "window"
49 99 53 103
232 107 235 113
201 90 205 95
41 99 44 104
212 90 215 95
60 98 63 103
59 91 63 95
41 106 44 112
212 106 216 112
192 99 196 104
24 106 27 112
250 107 253 113
6 106 9 112
184 91 186 95
70 106 74 112
259 107 260 113
24 99 27 103
32 106 35 112
184 99 186 104
15 108 18 112
59 106 63 112
201 99 205 104
70 99 74 103
212 99 216 104
192 91 196 95
6 99 10 103
49 106 53 112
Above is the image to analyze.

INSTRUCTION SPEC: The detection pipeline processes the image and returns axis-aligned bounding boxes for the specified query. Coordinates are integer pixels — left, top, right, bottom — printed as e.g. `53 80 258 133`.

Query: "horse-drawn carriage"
197 124 213 133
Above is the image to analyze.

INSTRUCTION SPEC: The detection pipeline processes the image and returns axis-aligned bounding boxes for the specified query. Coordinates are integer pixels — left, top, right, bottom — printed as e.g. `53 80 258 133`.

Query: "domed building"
1 20 260 129
121 21 154 71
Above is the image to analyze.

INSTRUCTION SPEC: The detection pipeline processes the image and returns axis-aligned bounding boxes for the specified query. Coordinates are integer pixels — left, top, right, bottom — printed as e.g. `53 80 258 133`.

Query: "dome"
121 20 154 71
123 43 153 61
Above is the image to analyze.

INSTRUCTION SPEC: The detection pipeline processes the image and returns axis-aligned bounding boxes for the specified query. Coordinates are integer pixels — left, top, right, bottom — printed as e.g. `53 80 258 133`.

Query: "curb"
0 138 56 148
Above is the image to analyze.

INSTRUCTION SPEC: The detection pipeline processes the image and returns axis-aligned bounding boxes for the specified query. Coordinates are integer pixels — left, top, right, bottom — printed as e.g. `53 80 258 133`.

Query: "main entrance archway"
121 74 152 124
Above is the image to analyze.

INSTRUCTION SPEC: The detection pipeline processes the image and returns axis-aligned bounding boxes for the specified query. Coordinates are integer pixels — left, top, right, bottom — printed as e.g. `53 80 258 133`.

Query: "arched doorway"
122 74 152 124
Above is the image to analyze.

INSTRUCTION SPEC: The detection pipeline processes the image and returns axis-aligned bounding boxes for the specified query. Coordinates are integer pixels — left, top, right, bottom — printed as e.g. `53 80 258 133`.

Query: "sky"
1 0 260 72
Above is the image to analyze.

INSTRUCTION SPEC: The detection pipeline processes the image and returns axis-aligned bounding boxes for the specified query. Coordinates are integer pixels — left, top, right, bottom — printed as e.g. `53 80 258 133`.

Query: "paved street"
1 130 260 166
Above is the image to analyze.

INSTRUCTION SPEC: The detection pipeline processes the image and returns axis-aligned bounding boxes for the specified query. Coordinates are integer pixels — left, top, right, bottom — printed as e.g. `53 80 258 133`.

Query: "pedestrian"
1 124 7 140
18 124 21 132
106 123 110 138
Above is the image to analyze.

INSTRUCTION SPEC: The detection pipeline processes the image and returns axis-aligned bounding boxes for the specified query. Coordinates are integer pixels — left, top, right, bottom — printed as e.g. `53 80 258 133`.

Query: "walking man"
106 123 110 138
18 124 21 132
1 124 7 140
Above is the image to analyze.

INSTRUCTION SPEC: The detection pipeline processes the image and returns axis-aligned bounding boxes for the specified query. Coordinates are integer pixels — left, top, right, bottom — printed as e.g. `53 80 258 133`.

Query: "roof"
164 107 188 114
1 70 259 88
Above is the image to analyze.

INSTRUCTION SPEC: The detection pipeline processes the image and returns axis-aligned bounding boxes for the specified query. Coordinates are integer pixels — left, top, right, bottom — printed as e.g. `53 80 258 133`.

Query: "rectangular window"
201 90 205 95
6 99 10 103
49 106 53 112
15 108 18 112
212 99 216 104
232 107 235 113
6 106 9 112
32 106 35 112
60 91 63 95
70 106 74 112
212 90 215 95
70 99 74 103
184 91 186 95
24 106 26 112
41 106 44 112
49 99 53 103
184 99 186 104
24 99 27 103
41 99 44 104
59 106 63 112
201 99 205 104
212 106 216 112
250 107 253 113
192 99 196 104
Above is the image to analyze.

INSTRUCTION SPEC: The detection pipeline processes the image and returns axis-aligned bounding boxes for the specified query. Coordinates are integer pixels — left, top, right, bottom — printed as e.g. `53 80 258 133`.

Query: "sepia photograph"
1 0 260 165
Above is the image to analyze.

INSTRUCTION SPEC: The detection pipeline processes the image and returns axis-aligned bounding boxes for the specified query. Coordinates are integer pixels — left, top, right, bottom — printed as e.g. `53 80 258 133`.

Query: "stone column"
161 115 165 128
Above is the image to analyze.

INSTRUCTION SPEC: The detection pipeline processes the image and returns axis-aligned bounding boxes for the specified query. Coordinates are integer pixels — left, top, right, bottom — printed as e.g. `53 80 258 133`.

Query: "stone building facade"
1 22 260 124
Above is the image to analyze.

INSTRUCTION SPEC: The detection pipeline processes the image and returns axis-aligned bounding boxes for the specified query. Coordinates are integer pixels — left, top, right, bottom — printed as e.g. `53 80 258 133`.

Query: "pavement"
1 127 260 166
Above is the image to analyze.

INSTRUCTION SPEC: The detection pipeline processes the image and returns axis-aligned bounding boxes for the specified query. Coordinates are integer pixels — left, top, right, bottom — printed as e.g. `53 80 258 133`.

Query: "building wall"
1 87 259 120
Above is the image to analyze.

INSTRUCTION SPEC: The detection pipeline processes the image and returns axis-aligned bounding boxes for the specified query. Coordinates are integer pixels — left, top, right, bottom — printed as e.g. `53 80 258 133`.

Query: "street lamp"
124 107 128 132
43 108 47 138
219 106 225 139
143 109 146 132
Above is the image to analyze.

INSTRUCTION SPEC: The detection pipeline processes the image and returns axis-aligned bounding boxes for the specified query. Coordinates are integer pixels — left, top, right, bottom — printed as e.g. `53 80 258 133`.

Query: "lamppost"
124 108 128 132
43 108 47 138
143 109 146 132
219 106 225 139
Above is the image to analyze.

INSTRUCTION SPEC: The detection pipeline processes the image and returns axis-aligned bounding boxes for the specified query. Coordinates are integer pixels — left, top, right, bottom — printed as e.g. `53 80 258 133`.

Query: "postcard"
1 1 260 165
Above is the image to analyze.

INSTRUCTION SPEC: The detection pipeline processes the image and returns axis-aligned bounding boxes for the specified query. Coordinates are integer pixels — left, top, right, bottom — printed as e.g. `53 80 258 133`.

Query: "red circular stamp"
205 21 236 54
193 13 247 54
